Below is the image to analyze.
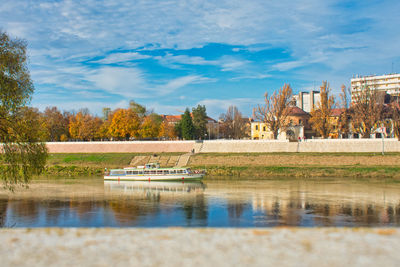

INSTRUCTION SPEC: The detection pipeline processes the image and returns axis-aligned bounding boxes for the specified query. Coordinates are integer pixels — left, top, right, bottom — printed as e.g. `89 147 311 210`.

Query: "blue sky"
1 0 400 118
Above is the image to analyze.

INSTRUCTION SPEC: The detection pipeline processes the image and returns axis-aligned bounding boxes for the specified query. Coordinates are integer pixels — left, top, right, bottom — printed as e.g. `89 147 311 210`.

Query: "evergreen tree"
192 105 208 139
181 108 194 140
174 120 182 139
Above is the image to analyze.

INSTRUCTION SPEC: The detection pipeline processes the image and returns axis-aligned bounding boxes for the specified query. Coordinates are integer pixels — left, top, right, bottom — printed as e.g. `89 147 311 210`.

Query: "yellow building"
251 107 311 140
251 122 274 140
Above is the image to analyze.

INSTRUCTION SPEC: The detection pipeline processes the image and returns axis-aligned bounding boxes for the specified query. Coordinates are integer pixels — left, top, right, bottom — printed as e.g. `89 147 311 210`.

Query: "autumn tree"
219 106 249 139
41 106 69 141
108 109 141 140
192 105 208 139
337 85 351 138
159 120 176 140
351 85 384 138
69 111 103 141
254 84 293 139
0 31 47 187
309 81 336 138
391 102 400 141
139 113 162 139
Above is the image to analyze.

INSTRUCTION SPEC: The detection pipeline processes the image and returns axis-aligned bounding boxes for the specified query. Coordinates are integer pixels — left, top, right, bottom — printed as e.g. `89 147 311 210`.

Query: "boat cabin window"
170 170 176 174
156 170 163 174
163 170 169 174
144 170 150 174
110 170 125 176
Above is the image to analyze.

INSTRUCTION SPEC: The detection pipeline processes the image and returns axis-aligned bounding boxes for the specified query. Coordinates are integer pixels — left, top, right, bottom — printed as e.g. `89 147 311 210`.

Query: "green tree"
129 100 148 118
180 108 194 140
102 107 111 121
0 31 47 188
192 105 208 139
174 120 182 139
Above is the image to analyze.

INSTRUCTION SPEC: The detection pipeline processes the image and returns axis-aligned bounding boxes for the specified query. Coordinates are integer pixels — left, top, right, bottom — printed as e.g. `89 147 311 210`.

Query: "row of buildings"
162 73 400 140
252 73 400 140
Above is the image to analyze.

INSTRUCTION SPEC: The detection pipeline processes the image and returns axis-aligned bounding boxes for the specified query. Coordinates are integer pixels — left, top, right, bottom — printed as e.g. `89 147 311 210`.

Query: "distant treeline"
29 101 250 141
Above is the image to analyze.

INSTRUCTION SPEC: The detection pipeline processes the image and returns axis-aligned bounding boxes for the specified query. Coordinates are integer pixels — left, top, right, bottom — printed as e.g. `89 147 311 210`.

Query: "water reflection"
0 179 399 227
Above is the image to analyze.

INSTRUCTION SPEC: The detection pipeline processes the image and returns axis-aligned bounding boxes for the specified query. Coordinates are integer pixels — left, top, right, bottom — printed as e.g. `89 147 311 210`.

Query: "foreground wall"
46 139 400 153
1 228 399 267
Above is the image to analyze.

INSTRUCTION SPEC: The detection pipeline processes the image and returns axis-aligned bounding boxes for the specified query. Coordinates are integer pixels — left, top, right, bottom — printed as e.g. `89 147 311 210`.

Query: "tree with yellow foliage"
109 109 141 140
69 111 103 141
159 121 177 140
309 81 336 138
139 114 162 139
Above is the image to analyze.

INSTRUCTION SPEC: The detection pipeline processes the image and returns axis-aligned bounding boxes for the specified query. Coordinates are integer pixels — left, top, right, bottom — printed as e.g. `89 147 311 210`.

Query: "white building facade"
351 73 400 102
292 91 320 113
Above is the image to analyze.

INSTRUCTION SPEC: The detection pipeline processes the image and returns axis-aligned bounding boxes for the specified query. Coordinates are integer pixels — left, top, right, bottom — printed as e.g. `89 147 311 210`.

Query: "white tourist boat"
104 163 205 181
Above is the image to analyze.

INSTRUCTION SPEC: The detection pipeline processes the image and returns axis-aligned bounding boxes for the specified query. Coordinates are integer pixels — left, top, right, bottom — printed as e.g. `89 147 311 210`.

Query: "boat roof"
122 166 189 170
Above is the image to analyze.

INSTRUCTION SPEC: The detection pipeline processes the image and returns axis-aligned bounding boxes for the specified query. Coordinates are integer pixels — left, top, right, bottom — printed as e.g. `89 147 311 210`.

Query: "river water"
0 178 399 227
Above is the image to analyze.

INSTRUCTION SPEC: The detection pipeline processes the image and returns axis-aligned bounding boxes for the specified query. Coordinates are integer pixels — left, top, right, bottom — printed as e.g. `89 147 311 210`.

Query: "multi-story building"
292 91 320 112
351 73 400 102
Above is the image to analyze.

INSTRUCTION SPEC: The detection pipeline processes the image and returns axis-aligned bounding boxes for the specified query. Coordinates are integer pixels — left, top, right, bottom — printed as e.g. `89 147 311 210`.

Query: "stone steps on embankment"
168 155 180 166
129 155 150 166
129 155 182 167
176 153 192 167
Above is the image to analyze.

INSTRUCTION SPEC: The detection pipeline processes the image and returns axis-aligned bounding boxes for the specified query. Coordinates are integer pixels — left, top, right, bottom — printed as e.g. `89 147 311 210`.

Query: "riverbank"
1 228 399 266
40 152 400 179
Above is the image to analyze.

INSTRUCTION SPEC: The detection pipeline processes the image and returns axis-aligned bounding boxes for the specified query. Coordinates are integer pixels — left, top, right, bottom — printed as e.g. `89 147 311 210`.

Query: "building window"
255 125 258 130
263 126 266 131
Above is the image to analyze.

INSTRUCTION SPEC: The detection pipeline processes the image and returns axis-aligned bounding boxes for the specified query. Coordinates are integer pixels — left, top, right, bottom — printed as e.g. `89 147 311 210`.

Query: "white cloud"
2 0 400 111
92 52 151 64
86 66 215 97
86 67 148 97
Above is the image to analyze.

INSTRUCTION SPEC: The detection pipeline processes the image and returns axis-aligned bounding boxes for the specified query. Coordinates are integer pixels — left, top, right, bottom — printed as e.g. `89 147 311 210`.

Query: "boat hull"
104 173 204 181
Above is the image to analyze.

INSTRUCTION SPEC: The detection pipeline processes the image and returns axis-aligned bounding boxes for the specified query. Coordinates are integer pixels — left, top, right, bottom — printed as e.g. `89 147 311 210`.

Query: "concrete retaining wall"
45 139 400 153
46 141 195 153
200 139 400 153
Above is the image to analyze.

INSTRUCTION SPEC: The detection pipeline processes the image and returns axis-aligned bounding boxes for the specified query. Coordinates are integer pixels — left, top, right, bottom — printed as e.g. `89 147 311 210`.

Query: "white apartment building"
351 73 400 102
292 91 320 112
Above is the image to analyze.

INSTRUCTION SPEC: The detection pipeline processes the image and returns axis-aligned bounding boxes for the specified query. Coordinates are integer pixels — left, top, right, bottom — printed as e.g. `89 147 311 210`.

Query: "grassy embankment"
189 152 400 179
42 152 400 179
43 153 185 177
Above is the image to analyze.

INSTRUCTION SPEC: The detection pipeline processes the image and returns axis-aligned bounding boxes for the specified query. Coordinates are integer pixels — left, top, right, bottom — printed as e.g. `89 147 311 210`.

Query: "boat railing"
189 169 206 175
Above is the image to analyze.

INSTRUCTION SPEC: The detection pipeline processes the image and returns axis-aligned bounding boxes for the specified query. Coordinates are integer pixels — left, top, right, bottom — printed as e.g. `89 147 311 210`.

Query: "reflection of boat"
104 163 205 181
104 180 206 194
